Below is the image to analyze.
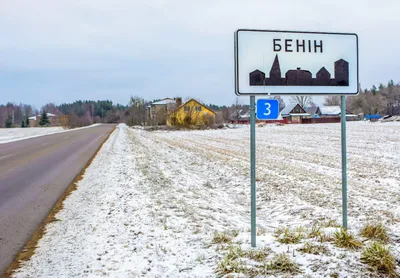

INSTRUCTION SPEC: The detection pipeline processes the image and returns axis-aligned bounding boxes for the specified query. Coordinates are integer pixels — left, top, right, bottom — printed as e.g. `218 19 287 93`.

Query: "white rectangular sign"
235 29 359 95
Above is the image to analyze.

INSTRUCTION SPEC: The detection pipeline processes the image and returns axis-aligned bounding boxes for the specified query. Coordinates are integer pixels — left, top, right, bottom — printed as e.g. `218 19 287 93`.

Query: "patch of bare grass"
298 242 330 255
262 253 301 275
274 226 305 244
360 223 390 243
212 232 233 244
361 242 397 275
215 245 300 277
333 229 363 250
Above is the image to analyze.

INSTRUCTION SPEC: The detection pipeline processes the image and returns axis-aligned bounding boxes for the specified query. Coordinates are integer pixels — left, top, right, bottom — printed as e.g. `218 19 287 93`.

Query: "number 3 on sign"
264 102 271 116
256 99 279 120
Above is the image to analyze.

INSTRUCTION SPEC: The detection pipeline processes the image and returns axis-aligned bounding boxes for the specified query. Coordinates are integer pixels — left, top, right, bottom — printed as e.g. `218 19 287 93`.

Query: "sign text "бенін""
273 39 323 53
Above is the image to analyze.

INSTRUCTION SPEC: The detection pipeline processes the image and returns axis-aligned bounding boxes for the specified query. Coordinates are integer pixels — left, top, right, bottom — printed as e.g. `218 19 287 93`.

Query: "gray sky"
0 0 399 108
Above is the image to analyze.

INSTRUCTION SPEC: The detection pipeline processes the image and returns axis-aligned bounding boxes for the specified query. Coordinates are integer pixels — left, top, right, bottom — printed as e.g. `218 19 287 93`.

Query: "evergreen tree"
21 120 26 128
39 111 50 126
5 116 12 128
371 85 377 95
26 117 30 127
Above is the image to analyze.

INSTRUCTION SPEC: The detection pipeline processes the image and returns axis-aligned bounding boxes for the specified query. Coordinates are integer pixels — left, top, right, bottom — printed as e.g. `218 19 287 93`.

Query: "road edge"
0 124 102 145
3 125 117 278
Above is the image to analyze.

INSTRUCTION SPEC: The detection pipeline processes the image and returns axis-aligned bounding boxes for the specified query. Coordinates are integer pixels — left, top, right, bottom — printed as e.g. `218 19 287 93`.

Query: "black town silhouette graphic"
249 54 349 86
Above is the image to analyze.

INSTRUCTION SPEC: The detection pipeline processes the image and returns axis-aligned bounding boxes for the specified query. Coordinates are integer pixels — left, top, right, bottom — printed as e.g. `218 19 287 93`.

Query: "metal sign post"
341 96 348 229
250 96 256 247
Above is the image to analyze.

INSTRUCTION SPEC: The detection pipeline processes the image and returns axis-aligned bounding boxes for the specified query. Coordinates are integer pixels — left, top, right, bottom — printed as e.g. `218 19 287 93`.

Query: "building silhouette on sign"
249 55 349 86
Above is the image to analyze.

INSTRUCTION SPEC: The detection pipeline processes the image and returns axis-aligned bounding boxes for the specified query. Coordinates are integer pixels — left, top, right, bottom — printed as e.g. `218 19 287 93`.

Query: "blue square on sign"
256 99 279 120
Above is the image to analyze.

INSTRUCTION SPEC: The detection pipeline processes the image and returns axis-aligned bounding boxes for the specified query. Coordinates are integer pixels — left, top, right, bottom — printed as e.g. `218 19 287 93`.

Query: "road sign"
256 99 279 120
234 29 359 96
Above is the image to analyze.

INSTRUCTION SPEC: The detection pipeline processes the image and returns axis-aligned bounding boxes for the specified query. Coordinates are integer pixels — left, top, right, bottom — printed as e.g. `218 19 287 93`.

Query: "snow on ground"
12 122 400 277
0 124 102 144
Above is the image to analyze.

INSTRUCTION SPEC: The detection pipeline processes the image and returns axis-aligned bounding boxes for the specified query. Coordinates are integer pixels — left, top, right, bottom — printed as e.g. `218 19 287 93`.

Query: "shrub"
5 116 12 128
184 115 192 125
360 223 389 243
361 242 396 275
333 228 363 249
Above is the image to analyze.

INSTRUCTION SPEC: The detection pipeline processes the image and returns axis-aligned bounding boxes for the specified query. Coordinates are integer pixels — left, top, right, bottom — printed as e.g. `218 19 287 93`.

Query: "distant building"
28 113 67 127
280 103 310 123
319 106 342 117
146 98 182 125
320 106 358 120
249 54 349 86
167 99 215 126
305 107 322 118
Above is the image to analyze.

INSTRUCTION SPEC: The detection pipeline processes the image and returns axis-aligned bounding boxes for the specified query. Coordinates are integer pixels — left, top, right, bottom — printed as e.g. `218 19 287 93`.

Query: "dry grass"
263 253 301 275
215 245 300 277
245 247 271 262
361 242 397 275
360 223 390 243
212 232 233 244
274 226 305 244
333 229 363 250
308 223 323 238
298 242 330 255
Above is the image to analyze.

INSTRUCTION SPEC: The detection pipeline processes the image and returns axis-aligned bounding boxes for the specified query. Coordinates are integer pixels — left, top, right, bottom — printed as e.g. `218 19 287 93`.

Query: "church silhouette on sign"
249 55 349 86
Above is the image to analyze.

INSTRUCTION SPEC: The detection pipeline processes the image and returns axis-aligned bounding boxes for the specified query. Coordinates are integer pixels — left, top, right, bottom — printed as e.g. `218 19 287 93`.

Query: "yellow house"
167 99 216 126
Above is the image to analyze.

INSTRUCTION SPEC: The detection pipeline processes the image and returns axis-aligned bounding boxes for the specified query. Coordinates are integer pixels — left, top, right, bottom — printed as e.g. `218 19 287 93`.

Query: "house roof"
320 106 341 115
28 113 57 120
280 103 297 115
305 107 320 115
168 99 216 115
289 113 310 116
151 98 177 105
281 103 307 115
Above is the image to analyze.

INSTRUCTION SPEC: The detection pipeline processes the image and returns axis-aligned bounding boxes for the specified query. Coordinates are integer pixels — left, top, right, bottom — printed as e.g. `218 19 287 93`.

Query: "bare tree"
127 96 145 126
41 103 62 115
324 96 341 106
273 96 286 112
232 97 242 121
347 94 364 115
289 96 314 108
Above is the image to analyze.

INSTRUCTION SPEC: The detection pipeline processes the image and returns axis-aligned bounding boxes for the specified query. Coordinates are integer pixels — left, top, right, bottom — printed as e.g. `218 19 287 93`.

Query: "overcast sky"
0 0 399 108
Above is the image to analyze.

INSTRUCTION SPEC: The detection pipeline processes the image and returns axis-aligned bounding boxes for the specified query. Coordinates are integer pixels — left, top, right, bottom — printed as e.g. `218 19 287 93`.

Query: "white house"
319 106 342 117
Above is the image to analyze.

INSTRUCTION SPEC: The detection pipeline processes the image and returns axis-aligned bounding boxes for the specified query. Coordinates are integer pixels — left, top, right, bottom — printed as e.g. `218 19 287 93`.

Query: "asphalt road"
0 124 116 275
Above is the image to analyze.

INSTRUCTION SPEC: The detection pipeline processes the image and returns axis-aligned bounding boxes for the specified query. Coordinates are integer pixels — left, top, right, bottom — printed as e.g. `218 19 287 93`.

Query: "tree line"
347 80 400 115
0 100 130 128
2 81 398 128
322 80 400 115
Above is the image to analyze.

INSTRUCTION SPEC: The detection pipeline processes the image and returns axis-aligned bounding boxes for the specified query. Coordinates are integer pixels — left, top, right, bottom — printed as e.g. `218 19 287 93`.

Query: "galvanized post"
341 95 348 229
250 96 256 247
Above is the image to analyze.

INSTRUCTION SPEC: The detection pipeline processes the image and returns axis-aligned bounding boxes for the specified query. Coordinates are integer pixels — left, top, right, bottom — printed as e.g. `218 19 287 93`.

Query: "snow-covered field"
0 124 101 144
12 122 400 277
